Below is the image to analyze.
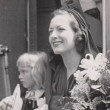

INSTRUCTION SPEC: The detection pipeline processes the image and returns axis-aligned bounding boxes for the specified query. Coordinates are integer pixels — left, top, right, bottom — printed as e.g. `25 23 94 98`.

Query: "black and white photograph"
0 0 110 110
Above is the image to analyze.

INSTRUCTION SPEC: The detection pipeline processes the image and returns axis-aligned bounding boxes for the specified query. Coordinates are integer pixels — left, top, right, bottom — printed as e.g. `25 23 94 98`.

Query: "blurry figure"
94 0 102 20
79 0 100 20
61 0 101 20
0 51 49 110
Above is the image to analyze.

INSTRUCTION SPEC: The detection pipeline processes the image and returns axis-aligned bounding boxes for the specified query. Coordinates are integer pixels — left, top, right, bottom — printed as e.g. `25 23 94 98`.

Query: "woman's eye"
58 28 65 32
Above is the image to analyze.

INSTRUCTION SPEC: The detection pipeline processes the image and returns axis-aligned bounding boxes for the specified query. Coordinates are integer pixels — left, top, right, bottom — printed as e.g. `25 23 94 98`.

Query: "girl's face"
18 66 35 89
49 14 76 55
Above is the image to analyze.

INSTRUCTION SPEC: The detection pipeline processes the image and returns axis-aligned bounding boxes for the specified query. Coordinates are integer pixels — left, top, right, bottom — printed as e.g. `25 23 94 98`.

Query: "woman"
0 51 49 110
45 0 106 110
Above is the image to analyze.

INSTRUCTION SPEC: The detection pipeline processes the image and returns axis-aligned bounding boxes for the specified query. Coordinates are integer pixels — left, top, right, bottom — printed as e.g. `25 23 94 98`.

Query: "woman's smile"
52 40 63 47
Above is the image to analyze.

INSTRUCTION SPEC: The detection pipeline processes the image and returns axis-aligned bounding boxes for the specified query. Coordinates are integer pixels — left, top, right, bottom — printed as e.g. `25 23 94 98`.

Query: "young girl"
0 51 49 110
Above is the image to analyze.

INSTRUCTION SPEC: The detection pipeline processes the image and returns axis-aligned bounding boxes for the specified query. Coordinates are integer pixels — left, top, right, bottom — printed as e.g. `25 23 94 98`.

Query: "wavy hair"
17 51 50 90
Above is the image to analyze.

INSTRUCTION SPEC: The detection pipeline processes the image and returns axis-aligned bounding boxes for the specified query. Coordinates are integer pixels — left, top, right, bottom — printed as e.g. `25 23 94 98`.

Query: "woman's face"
49 14 76 55
18 66 35 89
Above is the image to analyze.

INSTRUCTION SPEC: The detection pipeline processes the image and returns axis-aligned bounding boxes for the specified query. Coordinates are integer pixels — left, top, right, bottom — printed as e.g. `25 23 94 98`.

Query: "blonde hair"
17 51 49 89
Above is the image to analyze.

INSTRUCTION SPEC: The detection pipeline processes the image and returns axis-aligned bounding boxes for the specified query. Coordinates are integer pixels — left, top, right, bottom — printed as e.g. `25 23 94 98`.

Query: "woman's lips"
53 41 63 47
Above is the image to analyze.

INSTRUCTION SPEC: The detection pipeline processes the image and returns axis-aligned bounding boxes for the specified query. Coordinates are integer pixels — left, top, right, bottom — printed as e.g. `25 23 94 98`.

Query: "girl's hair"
17 51 50 90
50 9 86 56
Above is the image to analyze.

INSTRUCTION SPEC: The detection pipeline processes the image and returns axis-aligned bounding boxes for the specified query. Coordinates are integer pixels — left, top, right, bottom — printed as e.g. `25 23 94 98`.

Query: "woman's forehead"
49 14 78 28
50 15 71 27
52 14 70 22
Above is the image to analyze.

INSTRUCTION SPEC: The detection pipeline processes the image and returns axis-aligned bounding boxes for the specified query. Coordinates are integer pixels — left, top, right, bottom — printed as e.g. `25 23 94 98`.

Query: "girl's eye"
49 29 53 35
21 70 27 75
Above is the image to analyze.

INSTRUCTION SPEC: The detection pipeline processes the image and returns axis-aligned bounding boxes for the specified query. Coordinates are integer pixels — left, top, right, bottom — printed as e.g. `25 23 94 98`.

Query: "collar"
25 89 44 100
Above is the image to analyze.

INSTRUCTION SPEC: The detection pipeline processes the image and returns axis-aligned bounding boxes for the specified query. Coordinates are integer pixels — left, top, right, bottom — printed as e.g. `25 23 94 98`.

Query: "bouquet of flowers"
58 52 110 110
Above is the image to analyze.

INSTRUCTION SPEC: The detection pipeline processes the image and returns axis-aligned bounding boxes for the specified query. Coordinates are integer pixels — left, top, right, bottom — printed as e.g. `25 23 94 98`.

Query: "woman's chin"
53 49 64 55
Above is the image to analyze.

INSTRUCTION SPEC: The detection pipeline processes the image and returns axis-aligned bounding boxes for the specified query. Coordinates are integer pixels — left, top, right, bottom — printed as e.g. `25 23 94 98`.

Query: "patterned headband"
60 0 89 40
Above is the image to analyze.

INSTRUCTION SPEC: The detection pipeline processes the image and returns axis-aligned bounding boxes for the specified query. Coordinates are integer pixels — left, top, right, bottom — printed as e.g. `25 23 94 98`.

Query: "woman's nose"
50 30 58 39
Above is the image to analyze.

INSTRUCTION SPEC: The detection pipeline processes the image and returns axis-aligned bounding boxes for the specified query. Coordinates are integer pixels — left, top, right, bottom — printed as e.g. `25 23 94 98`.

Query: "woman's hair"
50 9 86 56
16 51 50 90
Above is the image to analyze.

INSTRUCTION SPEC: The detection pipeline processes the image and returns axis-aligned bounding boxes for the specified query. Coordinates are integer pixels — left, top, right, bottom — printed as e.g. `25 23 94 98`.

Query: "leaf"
102 100 110 104
91 85 106 94
91 85 101 89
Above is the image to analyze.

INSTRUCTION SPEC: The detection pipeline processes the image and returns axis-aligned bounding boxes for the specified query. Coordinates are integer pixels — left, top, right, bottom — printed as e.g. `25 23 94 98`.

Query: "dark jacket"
45 55 76 110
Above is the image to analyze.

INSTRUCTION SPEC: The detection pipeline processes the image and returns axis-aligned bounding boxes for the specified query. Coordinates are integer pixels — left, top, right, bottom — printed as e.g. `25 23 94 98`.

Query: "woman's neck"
61 50 81 79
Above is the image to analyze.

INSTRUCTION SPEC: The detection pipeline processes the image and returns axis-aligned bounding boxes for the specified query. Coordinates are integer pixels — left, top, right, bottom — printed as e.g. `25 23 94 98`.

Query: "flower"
81 70 101 81
60 53 110 110
79 53 107 81
79 53 107 71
